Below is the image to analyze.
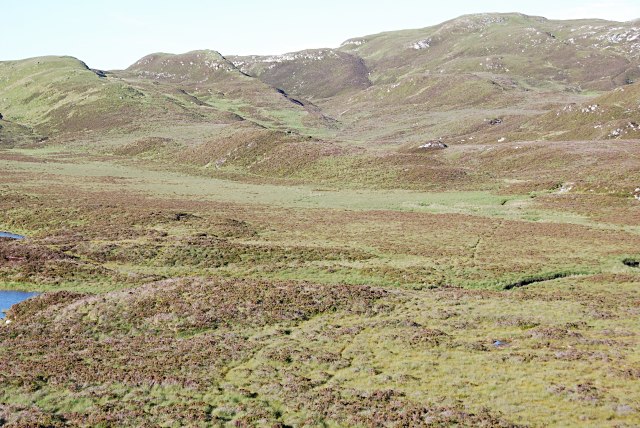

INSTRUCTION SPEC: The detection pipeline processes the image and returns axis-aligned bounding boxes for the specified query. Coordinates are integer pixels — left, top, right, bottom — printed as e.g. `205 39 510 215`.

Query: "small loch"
0 290 39 319
0 232 25 240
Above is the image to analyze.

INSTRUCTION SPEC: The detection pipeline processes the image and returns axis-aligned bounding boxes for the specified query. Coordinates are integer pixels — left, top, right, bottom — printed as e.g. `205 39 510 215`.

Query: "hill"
4 14 640 148
123 50 336 135
229 49 371 100
0 56 142 134
0 52 335 152
339 13 640 90
231 13 640 144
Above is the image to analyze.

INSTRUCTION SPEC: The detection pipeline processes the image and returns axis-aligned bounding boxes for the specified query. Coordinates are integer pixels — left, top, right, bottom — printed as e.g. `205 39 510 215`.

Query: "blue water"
0 290 39 319
0 232 25 240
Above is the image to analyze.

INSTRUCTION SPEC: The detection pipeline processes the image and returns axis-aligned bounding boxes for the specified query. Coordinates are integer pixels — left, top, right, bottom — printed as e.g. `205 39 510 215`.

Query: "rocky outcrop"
419 141 448 149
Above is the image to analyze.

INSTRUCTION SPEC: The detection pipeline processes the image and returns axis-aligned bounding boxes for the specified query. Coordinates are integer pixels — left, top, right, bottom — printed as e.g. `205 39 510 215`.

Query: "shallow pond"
0 290 39 319
0 232 25 240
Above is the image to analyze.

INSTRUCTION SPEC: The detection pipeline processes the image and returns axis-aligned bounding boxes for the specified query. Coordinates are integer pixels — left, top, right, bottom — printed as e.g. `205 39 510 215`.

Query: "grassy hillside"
0 55 250 144
334 12 640 142
519 81 640 141
0 119 44 148
123 50 336 136
4 14 639 147
0 52 335 152
0 56 146 134
339 13 640 90
227 13 640 144
230 49 371 100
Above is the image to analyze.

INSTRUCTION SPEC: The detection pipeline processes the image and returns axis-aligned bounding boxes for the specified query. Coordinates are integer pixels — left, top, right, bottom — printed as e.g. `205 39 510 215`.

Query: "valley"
1 12 639 427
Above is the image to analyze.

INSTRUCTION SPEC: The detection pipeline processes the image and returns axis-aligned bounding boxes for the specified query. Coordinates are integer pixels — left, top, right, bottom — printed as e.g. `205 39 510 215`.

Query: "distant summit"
128 50 240 83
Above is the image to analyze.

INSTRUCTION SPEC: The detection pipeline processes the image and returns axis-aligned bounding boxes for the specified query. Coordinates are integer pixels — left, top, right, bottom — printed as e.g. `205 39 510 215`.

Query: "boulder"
418 141 448 150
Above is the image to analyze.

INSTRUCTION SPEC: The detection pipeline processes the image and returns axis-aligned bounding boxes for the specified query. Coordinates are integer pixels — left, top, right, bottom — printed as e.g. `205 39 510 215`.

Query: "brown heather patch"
1 273 638 426
171 128 354 180
290 388 521 427
111 136 178 156
6 290 87 321
0 278 391 416
372 152 484 191
72 236 372 268
247 141 350 177
5 180 639 289
0 404 67 427
4 277 388 333
536 193 640 226
0 391 283 427
0 240 122 285
0 152 47 163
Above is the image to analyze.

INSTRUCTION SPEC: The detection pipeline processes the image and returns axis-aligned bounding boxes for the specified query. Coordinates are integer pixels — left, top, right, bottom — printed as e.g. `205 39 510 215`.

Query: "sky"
2 0 640 70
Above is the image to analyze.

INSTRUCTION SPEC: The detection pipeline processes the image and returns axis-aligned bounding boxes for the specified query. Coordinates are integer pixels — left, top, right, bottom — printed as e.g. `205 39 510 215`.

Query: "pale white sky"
2 0 639 70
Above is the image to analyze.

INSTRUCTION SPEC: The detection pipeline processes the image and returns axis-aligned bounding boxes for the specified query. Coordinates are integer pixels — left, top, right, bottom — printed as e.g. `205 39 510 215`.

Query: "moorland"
0 12 639 427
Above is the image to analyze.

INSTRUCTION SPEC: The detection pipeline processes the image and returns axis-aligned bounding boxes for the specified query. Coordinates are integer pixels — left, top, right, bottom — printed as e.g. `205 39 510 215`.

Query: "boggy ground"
0 149 639 427
1 276 639 426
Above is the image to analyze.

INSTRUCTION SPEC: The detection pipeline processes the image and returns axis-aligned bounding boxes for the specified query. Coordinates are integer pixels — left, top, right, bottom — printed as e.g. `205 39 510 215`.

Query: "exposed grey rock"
419 141 448 149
